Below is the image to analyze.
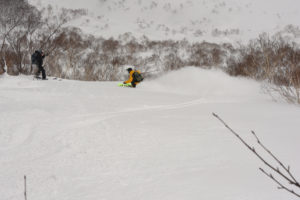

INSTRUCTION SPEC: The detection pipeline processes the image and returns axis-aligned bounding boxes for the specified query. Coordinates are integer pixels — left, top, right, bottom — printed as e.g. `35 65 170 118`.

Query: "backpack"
133 71 144 82
31 51 39 65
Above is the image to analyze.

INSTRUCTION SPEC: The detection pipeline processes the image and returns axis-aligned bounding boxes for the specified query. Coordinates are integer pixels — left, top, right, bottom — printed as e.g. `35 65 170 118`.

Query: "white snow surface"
28 0 300 43
1 67 300 200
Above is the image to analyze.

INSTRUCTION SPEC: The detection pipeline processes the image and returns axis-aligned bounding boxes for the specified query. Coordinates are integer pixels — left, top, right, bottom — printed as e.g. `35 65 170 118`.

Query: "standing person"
31 49 47 80
123 67 144 88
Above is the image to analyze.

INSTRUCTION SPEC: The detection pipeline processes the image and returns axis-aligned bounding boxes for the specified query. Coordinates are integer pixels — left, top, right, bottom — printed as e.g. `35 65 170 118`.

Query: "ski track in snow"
1 69 300 200
68 98 206 124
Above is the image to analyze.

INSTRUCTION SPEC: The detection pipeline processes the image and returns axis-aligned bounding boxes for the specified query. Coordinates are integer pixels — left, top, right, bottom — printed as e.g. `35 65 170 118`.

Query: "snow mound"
143 67 266 101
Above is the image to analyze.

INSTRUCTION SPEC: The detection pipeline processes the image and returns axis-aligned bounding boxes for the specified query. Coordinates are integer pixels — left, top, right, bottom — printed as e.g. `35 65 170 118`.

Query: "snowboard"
33 76 62 81
53 77 62 81
118 83 132 87
33 76 47 80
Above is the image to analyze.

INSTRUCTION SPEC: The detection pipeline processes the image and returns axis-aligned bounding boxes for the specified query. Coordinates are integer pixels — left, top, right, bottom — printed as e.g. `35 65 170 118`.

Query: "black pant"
36 65 46 79
131 78 139 88
131 82 136 88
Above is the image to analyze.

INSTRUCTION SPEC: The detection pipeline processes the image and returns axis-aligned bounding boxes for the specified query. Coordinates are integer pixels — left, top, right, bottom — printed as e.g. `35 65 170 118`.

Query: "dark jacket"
35 50 45 66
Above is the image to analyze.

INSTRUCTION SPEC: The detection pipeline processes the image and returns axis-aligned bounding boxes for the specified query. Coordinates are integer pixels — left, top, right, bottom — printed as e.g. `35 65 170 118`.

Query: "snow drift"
143 67 266 102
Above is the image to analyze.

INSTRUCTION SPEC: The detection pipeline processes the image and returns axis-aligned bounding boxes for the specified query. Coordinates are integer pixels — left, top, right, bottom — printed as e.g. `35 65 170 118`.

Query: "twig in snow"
24 175 27 200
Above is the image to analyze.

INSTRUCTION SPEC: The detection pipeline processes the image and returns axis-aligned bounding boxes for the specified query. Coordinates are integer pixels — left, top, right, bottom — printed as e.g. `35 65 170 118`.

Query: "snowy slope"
1 67 300 200
29 0 300 43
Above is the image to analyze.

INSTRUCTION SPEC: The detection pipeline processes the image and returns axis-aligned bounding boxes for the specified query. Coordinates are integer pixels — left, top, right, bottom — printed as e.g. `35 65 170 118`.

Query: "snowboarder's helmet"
127 68 132 72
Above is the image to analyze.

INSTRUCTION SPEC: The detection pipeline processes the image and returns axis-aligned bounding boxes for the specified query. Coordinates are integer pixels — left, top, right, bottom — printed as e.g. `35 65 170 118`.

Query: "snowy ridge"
1 69 300 200
29 0 300 43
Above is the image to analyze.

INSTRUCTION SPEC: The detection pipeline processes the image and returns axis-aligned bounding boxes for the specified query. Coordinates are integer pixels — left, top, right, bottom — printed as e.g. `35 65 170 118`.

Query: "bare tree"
213 113 300 198
261 39 300 104
0 0 34 73
5 2 42 74
38 5 71 52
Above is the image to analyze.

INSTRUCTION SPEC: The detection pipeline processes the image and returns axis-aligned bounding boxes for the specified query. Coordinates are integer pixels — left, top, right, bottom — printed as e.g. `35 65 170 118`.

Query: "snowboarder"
32 49 47 80
123 68 144 88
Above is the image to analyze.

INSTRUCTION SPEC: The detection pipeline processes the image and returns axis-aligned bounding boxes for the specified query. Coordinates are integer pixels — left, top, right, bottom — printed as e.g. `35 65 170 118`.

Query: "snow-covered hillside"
29 0 300 43
1 68 299 200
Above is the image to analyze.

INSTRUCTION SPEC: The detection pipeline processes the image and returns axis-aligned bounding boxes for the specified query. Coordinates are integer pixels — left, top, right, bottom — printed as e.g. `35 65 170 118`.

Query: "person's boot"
35 71 40 78
41 68 47 80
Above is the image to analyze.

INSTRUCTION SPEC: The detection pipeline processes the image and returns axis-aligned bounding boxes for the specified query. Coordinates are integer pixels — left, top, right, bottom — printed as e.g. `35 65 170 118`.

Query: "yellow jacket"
124 70 141 84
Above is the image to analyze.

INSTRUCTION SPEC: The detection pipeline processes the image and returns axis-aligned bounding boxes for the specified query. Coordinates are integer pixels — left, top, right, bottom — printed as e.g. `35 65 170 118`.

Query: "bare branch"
212 112 300 198
260 168 300 198
40 21 65 51
252 130 300 185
